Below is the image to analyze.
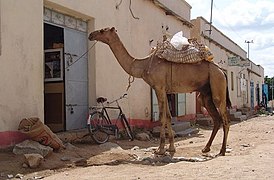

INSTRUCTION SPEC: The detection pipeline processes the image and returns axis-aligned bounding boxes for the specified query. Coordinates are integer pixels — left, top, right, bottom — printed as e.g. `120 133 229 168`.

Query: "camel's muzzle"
88 34 94 41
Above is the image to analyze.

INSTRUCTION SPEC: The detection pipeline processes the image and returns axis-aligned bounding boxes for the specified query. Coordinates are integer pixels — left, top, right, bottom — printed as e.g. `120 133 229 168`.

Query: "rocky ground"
0 115 274 180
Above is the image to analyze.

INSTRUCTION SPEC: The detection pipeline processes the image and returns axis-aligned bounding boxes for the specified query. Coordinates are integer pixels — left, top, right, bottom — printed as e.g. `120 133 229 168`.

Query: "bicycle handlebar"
89 94 127 111
107 93 127 105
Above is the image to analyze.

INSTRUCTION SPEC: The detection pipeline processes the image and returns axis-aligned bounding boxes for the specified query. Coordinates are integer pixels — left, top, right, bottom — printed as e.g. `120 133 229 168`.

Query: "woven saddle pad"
155 38 213 63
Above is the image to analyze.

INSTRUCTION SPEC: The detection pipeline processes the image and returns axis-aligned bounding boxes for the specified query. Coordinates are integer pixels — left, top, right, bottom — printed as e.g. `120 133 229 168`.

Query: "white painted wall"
0 0 44 131
1 0 194 132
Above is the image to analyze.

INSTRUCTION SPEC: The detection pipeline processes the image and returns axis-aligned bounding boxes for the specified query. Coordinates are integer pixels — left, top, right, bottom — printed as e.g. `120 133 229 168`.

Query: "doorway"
44 23 88 132
152 89 186 121
250 82 254 109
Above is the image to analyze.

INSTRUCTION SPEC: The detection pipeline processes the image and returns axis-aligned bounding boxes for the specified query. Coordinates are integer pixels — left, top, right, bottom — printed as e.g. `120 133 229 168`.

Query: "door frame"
43 19 89 131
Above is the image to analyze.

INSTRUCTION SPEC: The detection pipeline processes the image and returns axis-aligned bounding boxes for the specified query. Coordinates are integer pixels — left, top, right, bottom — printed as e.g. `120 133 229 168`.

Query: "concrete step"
243 110 256 118
152 121 196 137
232 114 247 121
228 108 237 114
175 127 199 137
196 113 206 118
171 121 191 133
195 107 251 125
230 111 242 118
196 117 213 126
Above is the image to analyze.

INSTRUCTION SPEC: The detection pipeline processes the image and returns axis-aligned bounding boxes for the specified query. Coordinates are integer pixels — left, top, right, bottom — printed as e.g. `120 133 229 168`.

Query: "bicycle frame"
87 94 134 143
89 94 127 126
101 106 123 124
103 94 126 120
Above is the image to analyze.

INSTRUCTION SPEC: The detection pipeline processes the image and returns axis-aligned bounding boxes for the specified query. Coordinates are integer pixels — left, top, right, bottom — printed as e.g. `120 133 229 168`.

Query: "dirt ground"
1 115 274 180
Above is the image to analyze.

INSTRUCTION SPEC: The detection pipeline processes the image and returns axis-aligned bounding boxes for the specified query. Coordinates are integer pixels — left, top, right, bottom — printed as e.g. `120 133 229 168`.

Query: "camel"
88 27 231 156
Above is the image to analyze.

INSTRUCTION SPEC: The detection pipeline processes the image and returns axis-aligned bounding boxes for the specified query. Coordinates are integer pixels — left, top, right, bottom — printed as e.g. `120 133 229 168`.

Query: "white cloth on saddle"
155 32 213 64
155 40 203 63
170 31 189 50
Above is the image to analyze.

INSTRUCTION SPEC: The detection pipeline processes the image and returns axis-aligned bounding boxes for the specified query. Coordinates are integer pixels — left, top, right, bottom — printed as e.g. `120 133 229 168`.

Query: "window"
151 89 186 121
44 48 63 82
231 72 234 91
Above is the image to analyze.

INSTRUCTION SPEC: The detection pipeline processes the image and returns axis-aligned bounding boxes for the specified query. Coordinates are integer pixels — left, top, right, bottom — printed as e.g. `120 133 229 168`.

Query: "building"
0 1 265 148
191 17 264 112
0 0 196 148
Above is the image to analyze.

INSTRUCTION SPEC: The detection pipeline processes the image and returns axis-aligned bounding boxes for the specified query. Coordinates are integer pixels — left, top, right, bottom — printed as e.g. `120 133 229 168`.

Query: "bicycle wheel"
121 115 134 141
88 111 110 144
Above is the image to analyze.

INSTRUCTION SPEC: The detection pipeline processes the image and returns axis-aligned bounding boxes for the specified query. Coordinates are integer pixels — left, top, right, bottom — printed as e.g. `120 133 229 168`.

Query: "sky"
185 0 274 77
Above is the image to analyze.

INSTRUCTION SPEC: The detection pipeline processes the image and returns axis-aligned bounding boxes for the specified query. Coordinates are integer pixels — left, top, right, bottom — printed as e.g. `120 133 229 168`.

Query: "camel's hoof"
154 148 166 155
202 147 211 153
167 147 176 153
219 151 226 156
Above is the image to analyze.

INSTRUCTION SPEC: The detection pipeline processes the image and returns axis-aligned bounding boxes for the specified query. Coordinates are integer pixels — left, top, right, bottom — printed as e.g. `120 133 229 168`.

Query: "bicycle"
87 93 134 144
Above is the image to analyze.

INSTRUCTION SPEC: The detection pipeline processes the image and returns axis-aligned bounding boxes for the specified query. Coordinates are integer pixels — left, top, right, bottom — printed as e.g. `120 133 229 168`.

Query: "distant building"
0 1 265 148
191 17 264 112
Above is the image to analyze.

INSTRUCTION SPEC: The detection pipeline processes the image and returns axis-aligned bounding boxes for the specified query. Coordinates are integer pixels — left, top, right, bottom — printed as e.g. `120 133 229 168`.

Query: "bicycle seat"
96 97 107 103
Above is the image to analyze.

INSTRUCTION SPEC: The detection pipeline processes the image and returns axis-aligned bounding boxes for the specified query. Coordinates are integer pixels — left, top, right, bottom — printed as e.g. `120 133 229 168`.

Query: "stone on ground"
13 139 53 157
24 153 44 168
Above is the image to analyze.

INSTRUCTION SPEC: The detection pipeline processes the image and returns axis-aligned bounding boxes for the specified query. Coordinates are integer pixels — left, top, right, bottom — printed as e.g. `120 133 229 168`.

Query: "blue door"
64 28 88 130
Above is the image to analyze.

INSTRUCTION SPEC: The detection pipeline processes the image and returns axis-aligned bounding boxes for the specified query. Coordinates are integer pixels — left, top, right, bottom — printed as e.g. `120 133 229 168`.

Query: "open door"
152 89 159 121
44 23 65 132
64 28 88 130
177 93 186 116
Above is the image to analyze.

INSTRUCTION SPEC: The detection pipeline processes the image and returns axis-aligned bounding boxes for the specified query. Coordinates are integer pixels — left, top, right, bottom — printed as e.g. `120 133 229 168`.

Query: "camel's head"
88 27 118 44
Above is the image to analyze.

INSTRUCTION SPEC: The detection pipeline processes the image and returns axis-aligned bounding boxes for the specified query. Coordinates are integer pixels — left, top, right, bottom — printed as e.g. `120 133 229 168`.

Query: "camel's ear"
110 27 116 32
100 29 104 33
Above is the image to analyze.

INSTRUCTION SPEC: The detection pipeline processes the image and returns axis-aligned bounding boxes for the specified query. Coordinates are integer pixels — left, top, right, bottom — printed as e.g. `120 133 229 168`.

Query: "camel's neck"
108 37 148 78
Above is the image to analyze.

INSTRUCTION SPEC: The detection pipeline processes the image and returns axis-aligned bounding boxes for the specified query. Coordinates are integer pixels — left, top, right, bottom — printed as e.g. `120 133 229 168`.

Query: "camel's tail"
224 73 232 108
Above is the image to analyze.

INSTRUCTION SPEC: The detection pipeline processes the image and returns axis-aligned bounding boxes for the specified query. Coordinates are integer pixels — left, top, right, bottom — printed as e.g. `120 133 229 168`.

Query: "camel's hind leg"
209 65 230 155
200 93 222 153
218 102 230 155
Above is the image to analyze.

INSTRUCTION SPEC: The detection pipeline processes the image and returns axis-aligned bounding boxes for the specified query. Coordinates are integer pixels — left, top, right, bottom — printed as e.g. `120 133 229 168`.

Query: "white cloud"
262 13 274 25
214 0 274 29
186 0 274 77
241 31 274 50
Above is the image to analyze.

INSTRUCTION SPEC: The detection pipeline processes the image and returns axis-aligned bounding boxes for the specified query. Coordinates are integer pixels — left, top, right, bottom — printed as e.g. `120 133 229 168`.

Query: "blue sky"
185 0 274 77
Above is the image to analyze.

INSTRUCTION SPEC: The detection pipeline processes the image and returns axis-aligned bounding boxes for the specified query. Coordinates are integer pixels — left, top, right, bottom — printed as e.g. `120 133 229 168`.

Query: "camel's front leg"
166 100 175 153
154 89 167 155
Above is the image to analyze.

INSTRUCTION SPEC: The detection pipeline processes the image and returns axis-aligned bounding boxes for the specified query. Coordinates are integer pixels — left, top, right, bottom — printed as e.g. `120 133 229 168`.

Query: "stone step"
196 113 206 118
196 117 213 126
171 121 191 133
228 108 237 114
152 121 196 137
195 107 251 125
230 111 242 119
175 127 199 137
232 114 247 121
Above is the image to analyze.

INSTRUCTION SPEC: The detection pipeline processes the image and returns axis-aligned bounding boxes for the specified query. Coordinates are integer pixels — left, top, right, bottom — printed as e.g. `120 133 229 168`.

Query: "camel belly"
168 63 209 93
168 80 207 94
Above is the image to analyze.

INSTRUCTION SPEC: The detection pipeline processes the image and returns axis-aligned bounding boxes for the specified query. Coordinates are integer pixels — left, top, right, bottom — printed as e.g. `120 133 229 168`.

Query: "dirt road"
1 115 274 180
